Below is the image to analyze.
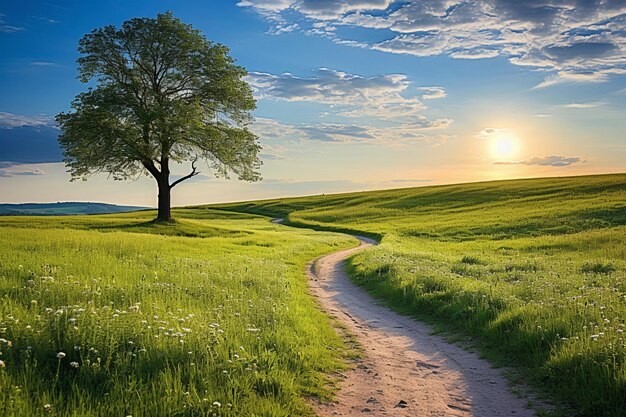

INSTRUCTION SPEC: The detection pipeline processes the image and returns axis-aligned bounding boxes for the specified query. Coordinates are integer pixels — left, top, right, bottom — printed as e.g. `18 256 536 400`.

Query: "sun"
490 134 519 158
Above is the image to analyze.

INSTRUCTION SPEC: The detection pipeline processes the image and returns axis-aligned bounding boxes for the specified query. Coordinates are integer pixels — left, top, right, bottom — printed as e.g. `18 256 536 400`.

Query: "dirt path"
308 235 540 417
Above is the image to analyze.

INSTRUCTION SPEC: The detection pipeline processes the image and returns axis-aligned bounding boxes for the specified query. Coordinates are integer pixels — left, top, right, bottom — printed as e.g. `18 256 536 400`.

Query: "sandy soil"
308 235 541 417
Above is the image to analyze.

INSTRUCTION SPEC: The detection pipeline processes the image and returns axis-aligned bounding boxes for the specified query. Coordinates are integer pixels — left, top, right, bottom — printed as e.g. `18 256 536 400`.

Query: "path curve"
303 232 540 417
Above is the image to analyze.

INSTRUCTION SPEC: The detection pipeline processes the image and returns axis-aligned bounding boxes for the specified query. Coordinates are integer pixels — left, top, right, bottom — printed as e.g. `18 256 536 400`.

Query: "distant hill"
0 202 149 216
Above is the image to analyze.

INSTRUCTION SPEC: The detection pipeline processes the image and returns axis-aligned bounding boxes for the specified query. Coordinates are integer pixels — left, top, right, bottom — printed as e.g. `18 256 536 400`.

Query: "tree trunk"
156 177 171 222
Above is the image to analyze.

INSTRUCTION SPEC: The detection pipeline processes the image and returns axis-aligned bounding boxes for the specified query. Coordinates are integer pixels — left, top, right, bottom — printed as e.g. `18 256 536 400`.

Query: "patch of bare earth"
309 236 545 417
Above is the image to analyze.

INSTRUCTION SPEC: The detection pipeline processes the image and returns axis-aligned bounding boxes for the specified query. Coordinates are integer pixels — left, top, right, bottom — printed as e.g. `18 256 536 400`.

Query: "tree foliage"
56 12 261 219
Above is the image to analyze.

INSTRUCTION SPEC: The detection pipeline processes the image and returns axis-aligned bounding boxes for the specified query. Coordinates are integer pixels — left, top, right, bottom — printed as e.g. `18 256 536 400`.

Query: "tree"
56 12 261 222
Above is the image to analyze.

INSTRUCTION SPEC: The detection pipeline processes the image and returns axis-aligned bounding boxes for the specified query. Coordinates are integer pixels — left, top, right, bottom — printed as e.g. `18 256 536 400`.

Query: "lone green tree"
56 12 261 222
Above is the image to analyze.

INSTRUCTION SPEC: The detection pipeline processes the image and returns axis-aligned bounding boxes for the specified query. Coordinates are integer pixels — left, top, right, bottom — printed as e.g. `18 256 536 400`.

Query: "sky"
0 0 625 207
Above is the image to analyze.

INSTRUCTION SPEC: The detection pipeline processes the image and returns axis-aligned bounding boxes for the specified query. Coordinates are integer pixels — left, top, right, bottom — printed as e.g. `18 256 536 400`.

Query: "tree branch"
141 159 161 179
169 159 200 189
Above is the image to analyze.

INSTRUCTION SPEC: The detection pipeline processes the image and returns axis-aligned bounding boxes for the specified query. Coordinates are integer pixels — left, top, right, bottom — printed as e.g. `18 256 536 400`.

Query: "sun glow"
490 134 520 158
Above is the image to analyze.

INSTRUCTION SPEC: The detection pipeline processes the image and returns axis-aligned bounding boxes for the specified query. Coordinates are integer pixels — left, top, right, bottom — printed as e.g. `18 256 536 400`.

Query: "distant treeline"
0 202 148 216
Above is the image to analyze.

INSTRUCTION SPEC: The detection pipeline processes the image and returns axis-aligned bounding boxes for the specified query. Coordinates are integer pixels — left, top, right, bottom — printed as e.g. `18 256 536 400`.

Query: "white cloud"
562 102 603 108
247 68 448 122
495 155 584 167
532 68 626 89
248 68 411 104
477 127 512 139
249 117 299 140
0 162 46 177
240 1 626 87
237 0 295 12
239 0 394 19
298 123 376 142
418 86 447 100
0 112 55 128
30 61 57 67
260 142 289 160
297 0 393 19
340 12 390 29
32 16 60 24
268 22 299 34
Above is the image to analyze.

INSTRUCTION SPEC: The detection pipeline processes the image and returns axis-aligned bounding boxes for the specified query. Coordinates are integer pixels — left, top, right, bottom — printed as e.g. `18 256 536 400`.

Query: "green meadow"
218 173 626 417
1 173 624 416
0 210 356 416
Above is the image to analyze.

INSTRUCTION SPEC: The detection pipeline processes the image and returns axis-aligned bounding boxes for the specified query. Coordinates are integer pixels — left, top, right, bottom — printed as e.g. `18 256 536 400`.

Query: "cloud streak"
0 13 24 33
495 155 584 167
0 112 55 129
32 16 60 24
477 127 514 139
562 102 603 108
250 117 451 145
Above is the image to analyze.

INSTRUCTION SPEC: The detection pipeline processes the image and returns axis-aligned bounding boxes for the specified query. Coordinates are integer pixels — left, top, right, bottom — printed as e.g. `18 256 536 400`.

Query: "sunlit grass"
0 210 356 416
218 173 626 417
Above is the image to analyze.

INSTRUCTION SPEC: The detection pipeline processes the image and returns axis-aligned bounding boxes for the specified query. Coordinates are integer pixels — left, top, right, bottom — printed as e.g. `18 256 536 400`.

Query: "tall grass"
0 210 356 416
218 173 626 417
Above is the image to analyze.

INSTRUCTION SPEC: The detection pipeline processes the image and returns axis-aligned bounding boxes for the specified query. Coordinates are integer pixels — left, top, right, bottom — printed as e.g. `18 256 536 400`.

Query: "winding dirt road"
307 234 541 417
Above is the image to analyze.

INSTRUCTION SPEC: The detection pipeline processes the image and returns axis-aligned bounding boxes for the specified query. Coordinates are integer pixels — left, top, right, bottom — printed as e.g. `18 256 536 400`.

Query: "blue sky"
1 0 624 206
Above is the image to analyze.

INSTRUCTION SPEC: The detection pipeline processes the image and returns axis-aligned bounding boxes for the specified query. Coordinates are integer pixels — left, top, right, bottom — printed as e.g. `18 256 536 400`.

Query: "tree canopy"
56 12 261 221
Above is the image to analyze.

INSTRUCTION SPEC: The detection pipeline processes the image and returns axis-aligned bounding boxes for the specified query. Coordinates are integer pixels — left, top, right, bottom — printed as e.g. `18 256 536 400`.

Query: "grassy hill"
0 210 356 416
0 202 148 216
216 173 626 417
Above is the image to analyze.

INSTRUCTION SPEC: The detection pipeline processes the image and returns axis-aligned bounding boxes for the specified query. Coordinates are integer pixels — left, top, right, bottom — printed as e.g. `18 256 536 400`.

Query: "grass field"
217 173 626 417
0 209 356 416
